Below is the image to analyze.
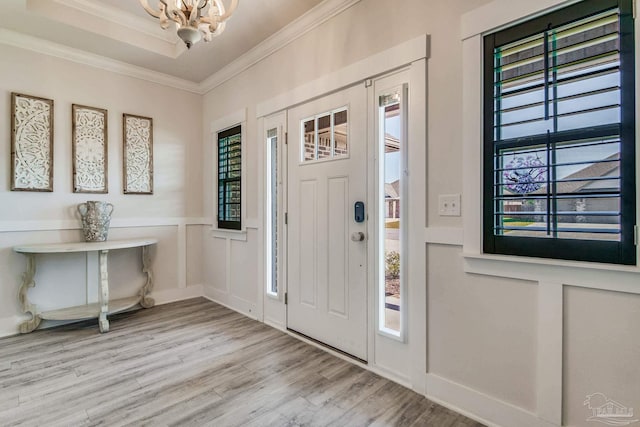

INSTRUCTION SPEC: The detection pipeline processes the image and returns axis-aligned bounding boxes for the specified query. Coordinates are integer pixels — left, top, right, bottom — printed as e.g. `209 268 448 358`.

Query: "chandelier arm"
188 2 204 26
161 0 187 26
199 17 219 36
172 9 189 26
218 0 238 22
138 0 163 18
199 16 215 25
207 0 222 22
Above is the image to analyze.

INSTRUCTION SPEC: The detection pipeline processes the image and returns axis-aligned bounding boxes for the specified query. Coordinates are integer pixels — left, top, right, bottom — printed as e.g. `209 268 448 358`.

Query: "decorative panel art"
11 93 54 191
72 104 108 193
123 114 153 194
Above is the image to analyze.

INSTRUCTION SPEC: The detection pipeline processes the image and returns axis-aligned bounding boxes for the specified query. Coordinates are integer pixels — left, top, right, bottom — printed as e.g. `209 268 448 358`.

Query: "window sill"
210 228 248 241
461 252 640 294
266 292 280 301
377 327 405 343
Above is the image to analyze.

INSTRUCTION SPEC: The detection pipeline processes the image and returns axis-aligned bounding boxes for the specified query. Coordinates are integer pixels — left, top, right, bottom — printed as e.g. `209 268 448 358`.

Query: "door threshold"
287 328 368 365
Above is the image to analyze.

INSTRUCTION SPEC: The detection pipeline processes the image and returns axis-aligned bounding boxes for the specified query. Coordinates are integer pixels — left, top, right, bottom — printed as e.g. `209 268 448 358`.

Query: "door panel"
299 179 318 308
327 176 348 317
287 84 367 360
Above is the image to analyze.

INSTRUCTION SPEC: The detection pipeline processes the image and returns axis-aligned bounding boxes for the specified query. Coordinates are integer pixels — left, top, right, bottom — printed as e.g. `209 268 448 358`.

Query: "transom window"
301 108 348 162
483 0 636 264
218 125 242 230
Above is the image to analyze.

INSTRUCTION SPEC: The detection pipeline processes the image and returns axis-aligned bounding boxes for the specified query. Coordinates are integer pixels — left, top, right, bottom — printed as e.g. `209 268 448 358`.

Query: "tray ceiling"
0 0 327 83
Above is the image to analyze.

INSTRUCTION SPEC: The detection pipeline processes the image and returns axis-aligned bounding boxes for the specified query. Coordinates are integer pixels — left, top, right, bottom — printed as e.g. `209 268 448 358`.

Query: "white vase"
77 201 114 242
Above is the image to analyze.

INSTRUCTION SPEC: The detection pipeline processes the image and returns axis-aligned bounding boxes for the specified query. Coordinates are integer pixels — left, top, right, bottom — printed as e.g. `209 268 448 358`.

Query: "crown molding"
197 0 362 94
0 29 200 93
0 0 361 95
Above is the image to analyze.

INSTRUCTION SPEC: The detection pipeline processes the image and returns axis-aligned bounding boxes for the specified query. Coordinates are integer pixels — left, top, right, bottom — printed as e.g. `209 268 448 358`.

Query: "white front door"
287 84 368 361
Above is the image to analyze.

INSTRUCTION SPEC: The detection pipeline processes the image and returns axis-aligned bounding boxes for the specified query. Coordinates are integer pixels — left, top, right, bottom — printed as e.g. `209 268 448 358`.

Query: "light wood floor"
0 298 484 427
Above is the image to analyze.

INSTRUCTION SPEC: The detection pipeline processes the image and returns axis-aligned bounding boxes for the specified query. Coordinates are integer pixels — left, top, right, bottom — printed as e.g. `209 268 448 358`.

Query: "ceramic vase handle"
106 203 114 216
77 203 87 218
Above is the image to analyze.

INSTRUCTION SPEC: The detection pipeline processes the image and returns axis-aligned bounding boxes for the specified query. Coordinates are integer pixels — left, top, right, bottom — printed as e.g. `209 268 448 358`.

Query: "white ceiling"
0 0 326 83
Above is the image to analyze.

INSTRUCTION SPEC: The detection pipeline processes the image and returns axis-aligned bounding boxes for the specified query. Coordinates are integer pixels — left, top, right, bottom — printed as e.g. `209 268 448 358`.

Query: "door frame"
257 35 428 394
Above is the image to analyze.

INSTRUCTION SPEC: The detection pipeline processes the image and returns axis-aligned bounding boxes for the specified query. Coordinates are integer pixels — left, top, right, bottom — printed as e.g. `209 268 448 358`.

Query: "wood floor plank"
0 298 484 427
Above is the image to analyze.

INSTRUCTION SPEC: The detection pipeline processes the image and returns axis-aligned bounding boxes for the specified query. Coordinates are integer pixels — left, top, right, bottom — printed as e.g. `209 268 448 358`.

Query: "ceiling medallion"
140 0 239 49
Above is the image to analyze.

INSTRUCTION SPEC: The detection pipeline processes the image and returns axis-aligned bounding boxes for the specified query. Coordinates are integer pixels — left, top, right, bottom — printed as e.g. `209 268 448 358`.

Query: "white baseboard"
203 287 258 320
152 285 204 305
263 317 286 332
425 373 556 427
367 364 412 390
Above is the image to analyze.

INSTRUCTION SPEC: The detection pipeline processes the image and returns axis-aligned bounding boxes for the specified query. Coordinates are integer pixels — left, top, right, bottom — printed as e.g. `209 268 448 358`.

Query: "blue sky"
385 115 401 183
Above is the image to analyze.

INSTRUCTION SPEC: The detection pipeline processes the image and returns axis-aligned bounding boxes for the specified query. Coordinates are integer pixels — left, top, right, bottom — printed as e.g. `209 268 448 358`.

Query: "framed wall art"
123 113 153 194
11 92 54 192
72 104 108 193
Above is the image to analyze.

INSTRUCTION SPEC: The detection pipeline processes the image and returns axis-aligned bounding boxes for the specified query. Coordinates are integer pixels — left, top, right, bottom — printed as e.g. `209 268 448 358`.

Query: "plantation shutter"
483 0 636 264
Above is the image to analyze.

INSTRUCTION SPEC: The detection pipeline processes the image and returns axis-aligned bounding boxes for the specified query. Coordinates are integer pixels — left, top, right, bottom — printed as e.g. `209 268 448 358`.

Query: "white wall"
1 1 638 426
201 1 640 427
0 43 206 336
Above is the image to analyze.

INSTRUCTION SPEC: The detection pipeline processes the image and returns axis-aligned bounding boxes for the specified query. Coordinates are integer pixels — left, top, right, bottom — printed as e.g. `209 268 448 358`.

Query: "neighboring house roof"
385 183 398 199
391 179 400 195
516 153 620 196
554 153 619 194
385 133 400 152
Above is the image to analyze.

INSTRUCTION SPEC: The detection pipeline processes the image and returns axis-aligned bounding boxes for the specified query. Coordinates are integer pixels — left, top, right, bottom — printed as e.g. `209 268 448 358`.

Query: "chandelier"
139 0 239 49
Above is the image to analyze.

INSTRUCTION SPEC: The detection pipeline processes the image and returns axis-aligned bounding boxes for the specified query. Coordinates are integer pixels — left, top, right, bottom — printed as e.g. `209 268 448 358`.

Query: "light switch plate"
438 194 461 216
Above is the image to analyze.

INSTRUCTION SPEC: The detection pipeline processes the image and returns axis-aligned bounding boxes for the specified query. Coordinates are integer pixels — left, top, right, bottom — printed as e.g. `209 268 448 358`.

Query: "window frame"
482 0 636 265
299 106 350 164
375 80 409 341
217 124 242 231
265 125 280 297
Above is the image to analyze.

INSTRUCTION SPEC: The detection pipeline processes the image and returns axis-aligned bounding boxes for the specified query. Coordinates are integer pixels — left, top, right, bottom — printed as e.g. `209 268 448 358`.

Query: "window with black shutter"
483 0 636 264
218 125 242 230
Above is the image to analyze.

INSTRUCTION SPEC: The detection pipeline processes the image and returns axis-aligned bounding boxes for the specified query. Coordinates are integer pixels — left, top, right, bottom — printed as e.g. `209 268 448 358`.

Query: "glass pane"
495 137 621 241
496 198 550 238
555 138 621 242
225 180 241 222
218 189 224 220
500 82 545 111
381 101 401 334
498 118 552 140
317 114 332 159
557 196 620 240
267 129 278 294
557 107 620 132
556 70 619 99
334 110 348 157
303 119 315 161
494 10 621 142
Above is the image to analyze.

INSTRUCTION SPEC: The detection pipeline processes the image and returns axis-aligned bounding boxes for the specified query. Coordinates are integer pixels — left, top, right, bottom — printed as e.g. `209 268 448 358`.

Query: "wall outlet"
438 194 461 216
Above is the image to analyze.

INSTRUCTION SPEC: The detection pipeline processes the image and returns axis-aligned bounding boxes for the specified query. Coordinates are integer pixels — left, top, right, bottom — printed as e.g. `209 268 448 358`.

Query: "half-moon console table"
14 238 158 334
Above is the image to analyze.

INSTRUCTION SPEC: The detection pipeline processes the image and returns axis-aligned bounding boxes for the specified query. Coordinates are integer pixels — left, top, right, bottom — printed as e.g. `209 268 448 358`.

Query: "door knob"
351 231 366 242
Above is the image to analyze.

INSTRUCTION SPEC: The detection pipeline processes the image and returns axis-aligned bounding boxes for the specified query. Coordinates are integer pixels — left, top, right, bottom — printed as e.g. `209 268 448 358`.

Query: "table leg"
98 250 109 333
18 254 41 333
139 245 155 308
